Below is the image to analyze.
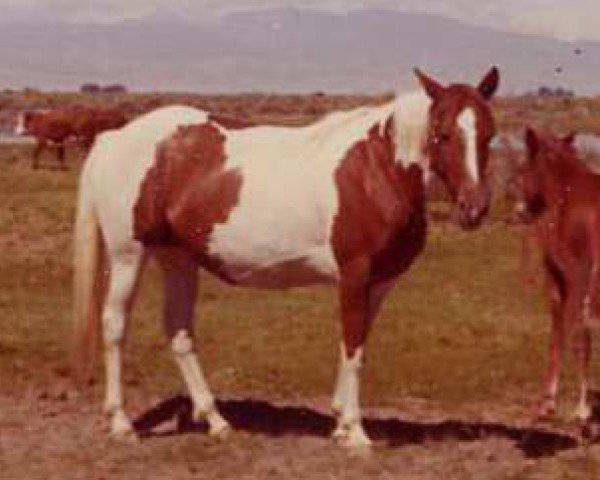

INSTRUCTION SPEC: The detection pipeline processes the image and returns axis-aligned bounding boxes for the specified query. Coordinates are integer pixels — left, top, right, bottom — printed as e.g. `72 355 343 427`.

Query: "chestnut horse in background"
72 67 499 447
15 106 127 169
513 127 600 421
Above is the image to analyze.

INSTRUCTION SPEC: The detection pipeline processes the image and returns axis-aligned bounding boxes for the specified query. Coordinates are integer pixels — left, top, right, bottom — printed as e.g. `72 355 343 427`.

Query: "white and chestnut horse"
72 67 499 447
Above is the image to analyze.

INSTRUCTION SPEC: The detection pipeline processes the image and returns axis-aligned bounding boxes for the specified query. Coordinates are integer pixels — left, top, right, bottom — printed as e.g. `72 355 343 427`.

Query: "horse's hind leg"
572 258 600 421
156 247 230 438
536 258 566 418
564 264 592 421
572 325 592 421
102 248 145 438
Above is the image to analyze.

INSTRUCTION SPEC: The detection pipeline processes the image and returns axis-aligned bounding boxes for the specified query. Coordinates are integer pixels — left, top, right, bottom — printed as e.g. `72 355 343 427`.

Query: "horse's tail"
71 161 105 386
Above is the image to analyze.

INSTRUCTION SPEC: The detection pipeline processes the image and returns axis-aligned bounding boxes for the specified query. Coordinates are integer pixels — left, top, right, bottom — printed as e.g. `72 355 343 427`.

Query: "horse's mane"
306 102 397 146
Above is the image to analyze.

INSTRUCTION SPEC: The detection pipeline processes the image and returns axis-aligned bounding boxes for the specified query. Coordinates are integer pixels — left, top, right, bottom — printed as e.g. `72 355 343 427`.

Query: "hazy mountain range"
0 8 597 94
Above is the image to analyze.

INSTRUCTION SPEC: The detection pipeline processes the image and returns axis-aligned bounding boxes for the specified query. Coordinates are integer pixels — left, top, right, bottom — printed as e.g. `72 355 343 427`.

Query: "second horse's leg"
536 258 566 418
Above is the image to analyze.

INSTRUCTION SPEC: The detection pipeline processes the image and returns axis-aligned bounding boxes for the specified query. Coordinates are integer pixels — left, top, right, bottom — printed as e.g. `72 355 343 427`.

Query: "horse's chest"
331 132 427 283
370 209 427 282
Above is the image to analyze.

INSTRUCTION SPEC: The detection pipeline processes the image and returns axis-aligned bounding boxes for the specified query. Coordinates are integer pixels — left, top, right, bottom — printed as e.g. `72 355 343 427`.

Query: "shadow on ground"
133 395 582 458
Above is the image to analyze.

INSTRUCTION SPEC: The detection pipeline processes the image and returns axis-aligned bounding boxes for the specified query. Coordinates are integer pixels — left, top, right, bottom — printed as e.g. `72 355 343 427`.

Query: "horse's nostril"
470 207 480 221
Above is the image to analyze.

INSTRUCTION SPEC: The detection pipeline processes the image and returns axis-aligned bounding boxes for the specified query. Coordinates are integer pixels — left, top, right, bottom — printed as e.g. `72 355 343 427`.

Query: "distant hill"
0 8 597 94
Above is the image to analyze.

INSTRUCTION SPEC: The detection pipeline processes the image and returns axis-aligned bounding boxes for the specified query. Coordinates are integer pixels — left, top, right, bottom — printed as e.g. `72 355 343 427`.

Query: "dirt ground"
1 366 598 480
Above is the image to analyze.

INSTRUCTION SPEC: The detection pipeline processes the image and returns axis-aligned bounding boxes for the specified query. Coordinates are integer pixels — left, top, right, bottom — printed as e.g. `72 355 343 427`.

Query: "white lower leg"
103 317 133 437
331 346 370 447
332 344 349 416
538 375 559 417
573 326 592 421
101 254 143 438
575 380 592 421
171 330 229 437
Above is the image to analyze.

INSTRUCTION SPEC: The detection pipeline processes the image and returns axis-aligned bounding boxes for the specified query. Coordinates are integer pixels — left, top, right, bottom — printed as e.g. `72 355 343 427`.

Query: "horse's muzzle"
455 184 491 230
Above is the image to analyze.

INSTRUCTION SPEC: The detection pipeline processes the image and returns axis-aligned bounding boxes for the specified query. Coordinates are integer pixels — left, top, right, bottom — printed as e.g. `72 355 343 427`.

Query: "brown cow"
15 106 127 169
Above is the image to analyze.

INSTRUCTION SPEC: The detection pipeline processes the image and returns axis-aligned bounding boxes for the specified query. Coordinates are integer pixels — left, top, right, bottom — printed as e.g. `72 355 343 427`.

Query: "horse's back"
206 104 399 286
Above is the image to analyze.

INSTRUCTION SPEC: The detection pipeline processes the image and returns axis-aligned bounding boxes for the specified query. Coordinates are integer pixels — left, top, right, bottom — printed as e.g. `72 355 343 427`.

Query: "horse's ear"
414 68 444 100
563 131 576 146
524 127 539 158
477 66 500 100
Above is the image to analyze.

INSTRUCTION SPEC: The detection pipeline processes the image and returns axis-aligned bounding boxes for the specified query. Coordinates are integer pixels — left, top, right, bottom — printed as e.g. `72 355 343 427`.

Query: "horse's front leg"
156 247 230 438
332 258 384 447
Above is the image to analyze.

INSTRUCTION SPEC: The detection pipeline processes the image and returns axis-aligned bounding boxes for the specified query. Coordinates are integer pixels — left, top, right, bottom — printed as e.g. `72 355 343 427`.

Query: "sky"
2 0 600 43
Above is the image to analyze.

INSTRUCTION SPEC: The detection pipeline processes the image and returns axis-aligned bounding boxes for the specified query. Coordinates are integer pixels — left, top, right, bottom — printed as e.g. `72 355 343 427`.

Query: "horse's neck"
392 90 431 171
546 152 589 199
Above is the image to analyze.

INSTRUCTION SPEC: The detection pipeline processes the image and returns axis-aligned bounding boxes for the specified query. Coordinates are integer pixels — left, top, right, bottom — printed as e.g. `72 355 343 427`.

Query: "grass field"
1 99 600 479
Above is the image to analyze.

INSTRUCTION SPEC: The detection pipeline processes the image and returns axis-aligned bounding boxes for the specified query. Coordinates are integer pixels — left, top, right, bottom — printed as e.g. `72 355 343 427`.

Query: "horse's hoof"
331 425 347 440
108 409 137 441
333 424 372 450
532 398 556 421
209 421 232 441
109 426 139 443
574 404 592 423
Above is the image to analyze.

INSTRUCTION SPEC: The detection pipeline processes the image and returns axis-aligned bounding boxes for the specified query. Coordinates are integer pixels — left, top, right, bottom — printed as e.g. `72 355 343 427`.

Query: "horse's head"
416 67 499 229
15 111 35 136
513 127 577 223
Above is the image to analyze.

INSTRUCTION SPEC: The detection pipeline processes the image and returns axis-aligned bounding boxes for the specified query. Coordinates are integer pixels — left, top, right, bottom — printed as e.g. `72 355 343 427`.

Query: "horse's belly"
207 243 339 288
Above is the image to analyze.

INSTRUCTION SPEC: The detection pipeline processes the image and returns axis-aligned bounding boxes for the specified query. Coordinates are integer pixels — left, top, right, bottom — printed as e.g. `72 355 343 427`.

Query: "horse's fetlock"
171 329 194 356
102 318 125 344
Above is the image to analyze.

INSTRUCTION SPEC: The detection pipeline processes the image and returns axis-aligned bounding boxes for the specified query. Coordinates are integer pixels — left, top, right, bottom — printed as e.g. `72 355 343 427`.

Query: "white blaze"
15 113 26 135
458 108 479 183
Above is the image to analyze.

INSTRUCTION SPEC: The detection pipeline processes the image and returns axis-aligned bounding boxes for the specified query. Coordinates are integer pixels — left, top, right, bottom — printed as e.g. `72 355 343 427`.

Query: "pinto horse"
514 128 600 422
15 106 127 169
72 67 499 447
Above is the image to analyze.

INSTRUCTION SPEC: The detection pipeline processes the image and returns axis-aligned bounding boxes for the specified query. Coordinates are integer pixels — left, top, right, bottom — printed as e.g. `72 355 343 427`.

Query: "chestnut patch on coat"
133 123 242 260
332 117 426 284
